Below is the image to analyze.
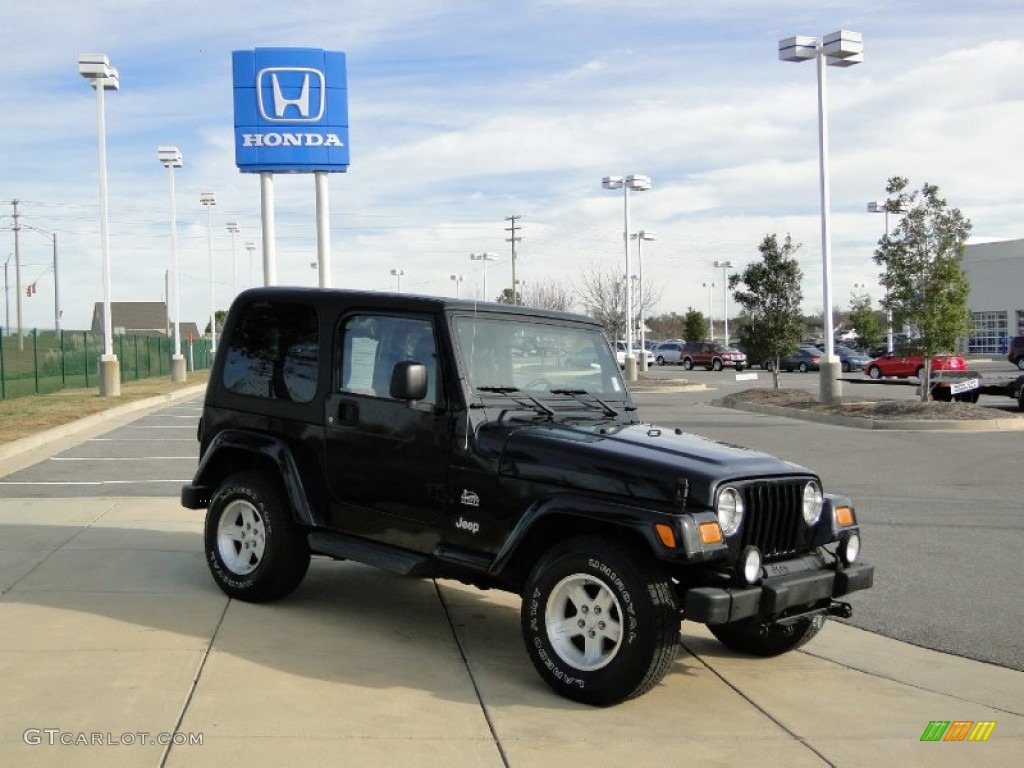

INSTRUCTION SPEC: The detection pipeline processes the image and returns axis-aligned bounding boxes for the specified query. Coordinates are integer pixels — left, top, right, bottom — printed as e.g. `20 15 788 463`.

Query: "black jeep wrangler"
182 287 872 706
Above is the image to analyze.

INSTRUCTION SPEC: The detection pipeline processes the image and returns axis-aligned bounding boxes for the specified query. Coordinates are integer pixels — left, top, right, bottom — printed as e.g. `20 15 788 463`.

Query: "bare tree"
578 267 661 340
523 282 575 312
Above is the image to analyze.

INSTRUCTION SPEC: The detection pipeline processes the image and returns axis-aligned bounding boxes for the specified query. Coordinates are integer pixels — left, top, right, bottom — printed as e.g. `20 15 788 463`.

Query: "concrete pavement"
0 396 1022 766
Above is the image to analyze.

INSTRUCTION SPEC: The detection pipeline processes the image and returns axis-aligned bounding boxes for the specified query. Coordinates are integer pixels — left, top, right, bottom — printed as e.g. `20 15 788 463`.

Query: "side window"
339 314 439 405
221 301 319 402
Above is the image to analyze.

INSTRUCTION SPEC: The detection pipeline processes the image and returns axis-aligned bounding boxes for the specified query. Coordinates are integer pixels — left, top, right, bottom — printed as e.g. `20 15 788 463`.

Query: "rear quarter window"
221 301 319 402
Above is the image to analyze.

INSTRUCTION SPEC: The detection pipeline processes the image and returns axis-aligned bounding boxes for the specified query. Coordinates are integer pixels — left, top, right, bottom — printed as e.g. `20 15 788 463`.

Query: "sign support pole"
315 171 331 288
260 172 277 286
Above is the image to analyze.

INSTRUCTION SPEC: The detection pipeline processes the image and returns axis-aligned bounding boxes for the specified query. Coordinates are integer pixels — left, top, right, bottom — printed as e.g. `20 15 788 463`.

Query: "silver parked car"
652 341 686 365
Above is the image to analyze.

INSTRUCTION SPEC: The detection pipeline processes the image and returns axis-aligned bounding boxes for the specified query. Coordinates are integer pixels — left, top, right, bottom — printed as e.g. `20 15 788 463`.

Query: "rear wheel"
710 613 826 656
798 362 809 373
841 361 851 372
521 536 679 706
867 366 881 380
682 358 694 370
204 471 310 602
1018 359 1024 371
915 366 925 379
656 356 666 366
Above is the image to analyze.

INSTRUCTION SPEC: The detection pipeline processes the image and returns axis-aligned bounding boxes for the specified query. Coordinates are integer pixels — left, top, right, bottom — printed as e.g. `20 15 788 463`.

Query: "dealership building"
962 239 1024 354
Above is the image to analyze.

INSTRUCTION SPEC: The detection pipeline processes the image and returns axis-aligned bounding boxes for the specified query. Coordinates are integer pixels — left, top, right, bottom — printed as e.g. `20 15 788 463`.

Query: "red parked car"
864 352 967 379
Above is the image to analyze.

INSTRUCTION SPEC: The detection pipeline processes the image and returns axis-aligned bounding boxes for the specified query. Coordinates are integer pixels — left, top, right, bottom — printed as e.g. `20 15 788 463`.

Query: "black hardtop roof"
231 286 599 326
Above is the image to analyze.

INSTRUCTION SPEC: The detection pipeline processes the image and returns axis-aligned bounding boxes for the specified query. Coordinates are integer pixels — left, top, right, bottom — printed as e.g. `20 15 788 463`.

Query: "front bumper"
683 561 874 625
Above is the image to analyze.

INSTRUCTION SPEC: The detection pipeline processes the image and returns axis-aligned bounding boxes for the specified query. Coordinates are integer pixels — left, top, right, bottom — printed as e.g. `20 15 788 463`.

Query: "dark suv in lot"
1008 336 1024 370
182 288 872 706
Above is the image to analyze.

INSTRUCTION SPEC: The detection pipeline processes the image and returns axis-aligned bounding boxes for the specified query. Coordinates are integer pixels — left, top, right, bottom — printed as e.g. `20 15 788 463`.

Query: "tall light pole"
226 221 240 300
868 200 900 353
200 190 217 354
158 146 185 382
78 53 120 396
702 281 716 340
390 268 405 292
602 174 651 381
450 273 464 298
22 224 60 333
713 260 734 345
469 252 498 301
780 30 863 402
631 230 655 370
505 215 522 304
245 241 256 287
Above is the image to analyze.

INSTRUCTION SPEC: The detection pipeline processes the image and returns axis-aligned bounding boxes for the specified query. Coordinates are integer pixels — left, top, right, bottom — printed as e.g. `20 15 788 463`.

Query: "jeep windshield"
452 315 626 399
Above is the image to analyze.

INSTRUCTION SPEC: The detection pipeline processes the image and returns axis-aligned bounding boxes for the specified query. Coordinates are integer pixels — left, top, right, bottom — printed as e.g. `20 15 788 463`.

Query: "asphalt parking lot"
0 382 1021 766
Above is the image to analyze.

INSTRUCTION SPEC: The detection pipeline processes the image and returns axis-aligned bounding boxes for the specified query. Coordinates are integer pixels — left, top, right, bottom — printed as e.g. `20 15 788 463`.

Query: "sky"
2 0 1024 334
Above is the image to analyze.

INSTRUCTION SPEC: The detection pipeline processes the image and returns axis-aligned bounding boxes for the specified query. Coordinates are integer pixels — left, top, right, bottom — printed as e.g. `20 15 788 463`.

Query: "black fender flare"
181 430 320 527
487 493 726 577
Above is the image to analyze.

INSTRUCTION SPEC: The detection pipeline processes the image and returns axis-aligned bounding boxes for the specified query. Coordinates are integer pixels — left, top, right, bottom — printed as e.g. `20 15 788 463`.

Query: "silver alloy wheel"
545 573 624 671
217 499 267 575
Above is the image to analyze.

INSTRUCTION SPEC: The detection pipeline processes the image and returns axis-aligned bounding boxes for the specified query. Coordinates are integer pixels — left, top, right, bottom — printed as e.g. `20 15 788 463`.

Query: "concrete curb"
0 383 208 463
715 398 1024 431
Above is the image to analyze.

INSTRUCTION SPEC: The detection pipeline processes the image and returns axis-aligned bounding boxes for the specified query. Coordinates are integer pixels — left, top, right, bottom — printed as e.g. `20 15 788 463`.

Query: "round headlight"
802 481 824 526
838 532 861 566
716 487 745 537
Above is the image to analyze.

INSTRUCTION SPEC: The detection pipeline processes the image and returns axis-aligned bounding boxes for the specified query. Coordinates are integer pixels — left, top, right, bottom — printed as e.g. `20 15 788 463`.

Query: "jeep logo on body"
455 516 480 534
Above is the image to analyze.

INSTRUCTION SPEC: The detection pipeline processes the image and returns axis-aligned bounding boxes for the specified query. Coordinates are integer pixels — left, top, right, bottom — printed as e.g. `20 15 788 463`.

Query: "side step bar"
308 531 432 577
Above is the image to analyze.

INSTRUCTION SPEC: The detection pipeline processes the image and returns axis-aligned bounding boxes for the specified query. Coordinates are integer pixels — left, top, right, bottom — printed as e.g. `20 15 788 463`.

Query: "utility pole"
12 200 23 348
505 215 522 304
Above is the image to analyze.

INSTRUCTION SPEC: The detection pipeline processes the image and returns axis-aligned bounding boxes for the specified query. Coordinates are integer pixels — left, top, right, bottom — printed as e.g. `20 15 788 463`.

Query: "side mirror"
390 361 428 402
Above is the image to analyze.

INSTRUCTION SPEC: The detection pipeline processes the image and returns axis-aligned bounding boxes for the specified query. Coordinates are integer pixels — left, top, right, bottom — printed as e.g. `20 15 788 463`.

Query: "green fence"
0 329 213 401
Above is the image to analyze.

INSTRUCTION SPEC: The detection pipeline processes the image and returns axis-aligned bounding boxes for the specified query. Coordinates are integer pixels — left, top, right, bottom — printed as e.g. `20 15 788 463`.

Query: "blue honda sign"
232 48 349 173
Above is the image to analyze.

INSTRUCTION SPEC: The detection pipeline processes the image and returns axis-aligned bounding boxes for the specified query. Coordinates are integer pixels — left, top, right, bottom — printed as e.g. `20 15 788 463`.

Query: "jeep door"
323 313 451 552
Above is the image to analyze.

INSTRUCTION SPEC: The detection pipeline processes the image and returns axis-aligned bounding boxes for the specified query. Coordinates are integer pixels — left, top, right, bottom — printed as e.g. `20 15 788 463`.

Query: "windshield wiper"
549 389 619 418
476 386 555 417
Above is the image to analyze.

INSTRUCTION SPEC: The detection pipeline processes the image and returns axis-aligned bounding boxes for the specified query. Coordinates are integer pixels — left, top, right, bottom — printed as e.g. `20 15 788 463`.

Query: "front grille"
738 480 808 558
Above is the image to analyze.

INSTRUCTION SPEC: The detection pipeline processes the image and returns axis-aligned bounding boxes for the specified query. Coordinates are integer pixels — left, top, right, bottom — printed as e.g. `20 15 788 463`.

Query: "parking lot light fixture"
158 146 185 382
713 260 735 345
390 268 405 292
450 273 464 298
226 221 240 298
78 53 120 396
868 200 900 353
702 281 716 340
200 190 217 353
602 174 651 381
779 30 863 403
469 253 498 301
631 230 656 370
245 241 257 286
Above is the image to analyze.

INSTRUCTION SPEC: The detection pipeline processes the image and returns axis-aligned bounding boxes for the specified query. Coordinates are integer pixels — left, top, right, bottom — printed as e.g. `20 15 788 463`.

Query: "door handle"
337 399 359 425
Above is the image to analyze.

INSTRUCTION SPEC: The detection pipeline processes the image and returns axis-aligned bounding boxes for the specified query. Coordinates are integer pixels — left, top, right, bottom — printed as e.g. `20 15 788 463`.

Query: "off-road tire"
205 471 310 602
521 536 679 706
710 613 826 656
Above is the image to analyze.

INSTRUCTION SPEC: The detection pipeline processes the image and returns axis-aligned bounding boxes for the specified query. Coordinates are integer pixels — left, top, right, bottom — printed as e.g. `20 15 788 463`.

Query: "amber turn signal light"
699 521 723 545
835 506 854 526
654 523 677 549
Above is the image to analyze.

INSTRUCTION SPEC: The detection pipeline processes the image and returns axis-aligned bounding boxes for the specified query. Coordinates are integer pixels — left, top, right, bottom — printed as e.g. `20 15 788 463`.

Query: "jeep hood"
489 421 814 509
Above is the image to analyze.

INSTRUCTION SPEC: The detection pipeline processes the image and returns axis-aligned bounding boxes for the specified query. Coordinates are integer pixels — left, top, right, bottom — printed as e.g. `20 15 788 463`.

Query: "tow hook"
828 600 853 619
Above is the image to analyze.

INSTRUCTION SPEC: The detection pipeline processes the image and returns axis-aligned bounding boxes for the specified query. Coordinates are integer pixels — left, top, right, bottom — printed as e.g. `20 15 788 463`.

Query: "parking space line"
49 457 195 461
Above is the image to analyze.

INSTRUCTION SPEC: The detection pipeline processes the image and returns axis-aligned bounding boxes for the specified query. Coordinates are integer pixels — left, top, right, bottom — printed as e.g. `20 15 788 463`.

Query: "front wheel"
712 359 723 371
841 361 851 372
205 471 310 602
1017 359 1024 371
521 536 679 706
710 613 826 656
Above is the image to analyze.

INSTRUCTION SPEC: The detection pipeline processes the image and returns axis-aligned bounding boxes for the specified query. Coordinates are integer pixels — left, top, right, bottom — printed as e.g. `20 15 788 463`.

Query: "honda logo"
256 67 325 122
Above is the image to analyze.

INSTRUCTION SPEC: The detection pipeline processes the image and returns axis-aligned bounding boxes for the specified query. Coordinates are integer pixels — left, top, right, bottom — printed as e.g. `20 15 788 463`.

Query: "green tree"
683 308 706 342
848 293 883 353
873 177 972 401
728 234 804 389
